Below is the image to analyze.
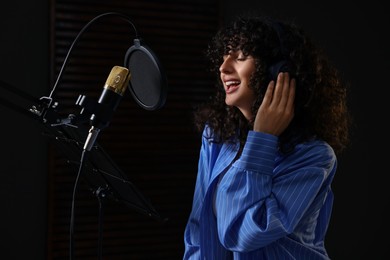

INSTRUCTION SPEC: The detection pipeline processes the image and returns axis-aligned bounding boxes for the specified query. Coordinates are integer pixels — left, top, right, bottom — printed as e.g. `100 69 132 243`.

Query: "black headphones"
266 19 313 108
267 19 292 81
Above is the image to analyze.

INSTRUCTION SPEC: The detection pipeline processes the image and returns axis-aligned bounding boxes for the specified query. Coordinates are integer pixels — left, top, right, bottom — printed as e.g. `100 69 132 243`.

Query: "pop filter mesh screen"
128 49 162 109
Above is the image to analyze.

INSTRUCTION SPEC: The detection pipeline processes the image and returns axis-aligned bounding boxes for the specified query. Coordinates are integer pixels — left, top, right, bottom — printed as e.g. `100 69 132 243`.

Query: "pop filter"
124 39 167 111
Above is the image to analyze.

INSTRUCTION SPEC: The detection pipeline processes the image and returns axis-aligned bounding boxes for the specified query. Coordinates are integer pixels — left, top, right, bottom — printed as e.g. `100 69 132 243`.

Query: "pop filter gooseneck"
124 39 167 110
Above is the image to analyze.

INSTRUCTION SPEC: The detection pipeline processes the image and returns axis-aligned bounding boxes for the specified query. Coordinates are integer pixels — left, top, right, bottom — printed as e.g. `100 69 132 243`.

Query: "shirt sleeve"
215 130 336 252
183 128 214 259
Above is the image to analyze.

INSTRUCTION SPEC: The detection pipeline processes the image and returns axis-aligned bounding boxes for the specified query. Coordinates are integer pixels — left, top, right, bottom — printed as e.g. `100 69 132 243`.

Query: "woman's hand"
253 72 296 136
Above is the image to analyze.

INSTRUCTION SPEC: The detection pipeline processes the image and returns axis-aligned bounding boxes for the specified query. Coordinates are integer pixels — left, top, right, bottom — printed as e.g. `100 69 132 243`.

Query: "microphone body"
84 66 130 151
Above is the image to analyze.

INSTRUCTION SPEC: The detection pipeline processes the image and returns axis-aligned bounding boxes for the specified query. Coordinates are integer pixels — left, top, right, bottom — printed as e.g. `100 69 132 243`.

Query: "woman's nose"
219 57 232 73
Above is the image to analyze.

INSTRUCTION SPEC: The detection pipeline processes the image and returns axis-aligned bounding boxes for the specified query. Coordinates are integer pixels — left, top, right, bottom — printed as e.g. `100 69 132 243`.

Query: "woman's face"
219 50 256 120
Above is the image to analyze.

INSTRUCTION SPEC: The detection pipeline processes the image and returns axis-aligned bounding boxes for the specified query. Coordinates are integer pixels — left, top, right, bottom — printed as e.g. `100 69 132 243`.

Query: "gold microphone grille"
104 66 131 95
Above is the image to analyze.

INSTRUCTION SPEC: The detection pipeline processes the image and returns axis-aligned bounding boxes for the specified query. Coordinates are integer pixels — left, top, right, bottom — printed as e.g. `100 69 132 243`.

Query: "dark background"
1 0 388 259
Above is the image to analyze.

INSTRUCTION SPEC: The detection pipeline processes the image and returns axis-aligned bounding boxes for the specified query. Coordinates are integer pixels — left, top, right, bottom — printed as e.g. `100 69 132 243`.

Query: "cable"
69 149 88 260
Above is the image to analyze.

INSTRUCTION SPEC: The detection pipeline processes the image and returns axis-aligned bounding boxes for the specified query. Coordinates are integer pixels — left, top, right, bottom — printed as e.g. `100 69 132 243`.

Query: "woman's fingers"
262 79 275 107
271 72 290 108
254 72 295 136
286 78 296 111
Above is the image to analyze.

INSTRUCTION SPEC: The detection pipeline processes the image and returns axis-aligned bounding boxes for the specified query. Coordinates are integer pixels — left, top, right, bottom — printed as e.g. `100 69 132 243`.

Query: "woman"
183 14 350 259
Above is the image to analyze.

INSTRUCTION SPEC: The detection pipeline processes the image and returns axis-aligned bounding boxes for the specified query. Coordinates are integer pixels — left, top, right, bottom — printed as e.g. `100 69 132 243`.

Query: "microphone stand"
0 75 164 260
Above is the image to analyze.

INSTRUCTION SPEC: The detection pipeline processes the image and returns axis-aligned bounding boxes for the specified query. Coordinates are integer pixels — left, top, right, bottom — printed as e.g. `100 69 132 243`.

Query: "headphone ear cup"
268 60 291 81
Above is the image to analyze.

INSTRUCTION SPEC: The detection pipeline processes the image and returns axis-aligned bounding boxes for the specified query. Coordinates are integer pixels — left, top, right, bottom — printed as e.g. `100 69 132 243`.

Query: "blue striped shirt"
184 126 336 259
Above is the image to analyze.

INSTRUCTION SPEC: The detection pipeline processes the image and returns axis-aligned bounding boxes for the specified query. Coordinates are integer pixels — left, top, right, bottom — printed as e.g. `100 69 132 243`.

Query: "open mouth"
225 80 240 94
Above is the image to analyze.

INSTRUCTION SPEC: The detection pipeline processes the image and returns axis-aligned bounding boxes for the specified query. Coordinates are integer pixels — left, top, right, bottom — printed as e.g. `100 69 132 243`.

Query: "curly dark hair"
194 15 351 155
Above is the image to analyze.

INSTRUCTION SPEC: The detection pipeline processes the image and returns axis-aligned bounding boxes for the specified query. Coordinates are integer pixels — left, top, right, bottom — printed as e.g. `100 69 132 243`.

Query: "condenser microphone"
83 66 130 151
